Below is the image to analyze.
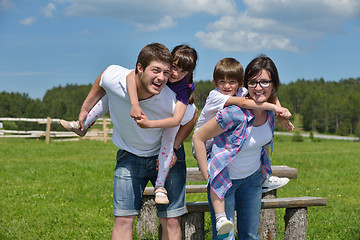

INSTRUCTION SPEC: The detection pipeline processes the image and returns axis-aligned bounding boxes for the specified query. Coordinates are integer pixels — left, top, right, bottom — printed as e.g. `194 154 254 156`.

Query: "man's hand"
78 109 89 131
156 151 178 171
169 150 178 168
130 104 144 120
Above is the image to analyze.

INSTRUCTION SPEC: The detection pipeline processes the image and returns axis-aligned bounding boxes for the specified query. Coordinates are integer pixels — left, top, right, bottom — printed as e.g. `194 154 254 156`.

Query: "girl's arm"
135 101 187 128
126 70 144 119
192 116 225 181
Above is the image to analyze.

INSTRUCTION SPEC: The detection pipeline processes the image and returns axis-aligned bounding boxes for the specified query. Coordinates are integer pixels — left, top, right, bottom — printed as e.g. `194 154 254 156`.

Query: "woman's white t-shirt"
228 118 272 179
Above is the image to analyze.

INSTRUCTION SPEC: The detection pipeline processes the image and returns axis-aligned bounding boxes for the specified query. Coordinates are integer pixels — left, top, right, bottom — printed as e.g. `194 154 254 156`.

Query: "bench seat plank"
186 165 297 182
186 197 327 213
143 165 297 195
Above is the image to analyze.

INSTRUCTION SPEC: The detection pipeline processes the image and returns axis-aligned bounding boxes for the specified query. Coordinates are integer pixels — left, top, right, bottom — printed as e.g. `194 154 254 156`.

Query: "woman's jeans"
208 167 262 240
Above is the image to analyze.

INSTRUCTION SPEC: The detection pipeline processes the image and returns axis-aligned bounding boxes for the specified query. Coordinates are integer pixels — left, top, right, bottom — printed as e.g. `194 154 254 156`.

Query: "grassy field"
0 136 359 239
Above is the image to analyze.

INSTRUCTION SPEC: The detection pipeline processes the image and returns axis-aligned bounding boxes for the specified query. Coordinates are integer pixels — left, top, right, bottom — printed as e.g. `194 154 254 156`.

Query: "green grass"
1 137 359 239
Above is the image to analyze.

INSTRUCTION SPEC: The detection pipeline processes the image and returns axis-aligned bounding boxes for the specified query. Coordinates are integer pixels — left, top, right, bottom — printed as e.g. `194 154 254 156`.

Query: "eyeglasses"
248 80 272 88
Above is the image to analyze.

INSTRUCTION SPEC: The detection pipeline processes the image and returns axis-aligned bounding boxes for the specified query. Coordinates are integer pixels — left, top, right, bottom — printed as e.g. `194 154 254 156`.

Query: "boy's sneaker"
262 176 290 192
60 120 87 137
216 217 233 239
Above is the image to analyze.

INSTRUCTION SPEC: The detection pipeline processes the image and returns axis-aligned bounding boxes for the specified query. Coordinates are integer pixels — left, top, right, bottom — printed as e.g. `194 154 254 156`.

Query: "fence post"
103 118 107 143
45 117 51 144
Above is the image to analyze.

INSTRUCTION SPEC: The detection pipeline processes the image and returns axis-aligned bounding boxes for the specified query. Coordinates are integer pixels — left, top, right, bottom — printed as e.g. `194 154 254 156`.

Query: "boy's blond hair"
213 58 244 85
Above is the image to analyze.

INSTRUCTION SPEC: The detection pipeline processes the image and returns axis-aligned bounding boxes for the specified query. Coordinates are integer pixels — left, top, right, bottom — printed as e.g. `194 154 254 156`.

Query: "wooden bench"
136 166 327 240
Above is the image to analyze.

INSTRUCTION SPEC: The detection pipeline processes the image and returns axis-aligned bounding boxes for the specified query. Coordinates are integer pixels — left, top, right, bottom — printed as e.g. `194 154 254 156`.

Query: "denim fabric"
113 145 187 218
208 167 262 240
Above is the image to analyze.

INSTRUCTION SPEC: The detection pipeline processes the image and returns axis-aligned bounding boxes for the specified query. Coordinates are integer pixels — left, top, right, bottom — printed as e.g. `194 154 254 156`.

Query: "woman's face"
169 60 189 83
247 69 273 103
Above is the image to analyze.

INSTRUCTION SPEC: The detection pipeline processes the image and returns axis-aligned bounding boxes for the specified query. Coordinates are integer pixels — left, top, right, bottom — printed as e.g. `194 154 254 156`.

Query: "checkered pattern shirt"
209 105 275 199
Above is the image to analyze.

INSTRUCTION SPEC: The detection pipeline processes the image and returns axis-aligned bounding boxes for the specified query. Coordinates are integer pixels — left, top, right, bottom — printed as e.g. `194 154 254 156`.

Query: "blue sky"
1 0 360 100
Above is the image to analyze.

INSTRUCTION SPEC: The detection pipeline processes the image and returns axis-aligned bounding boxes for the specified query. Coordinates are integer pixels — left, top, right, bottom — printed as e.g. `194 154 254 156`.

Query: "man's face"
137 61 171 98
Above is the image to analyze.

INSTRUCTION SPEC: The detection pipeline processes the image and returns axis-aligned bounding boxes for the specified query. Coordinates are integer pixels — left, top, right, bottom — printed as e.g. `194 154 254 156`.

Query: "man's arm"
173 106 198 150
78 71 106 130
167 106 198 168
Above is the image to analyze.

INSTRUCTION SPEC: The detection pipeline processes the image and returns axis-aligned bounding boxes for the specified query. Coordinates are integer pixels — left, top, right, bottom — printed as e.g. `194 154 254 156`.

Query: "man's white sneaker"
262 176 289 193
216 217 233 239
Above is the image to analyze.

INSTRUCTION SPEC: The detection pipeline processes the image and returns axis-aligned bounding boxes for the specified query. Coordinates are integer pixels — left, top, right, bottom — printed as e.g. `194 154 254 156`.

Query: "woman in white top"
193 55 282 240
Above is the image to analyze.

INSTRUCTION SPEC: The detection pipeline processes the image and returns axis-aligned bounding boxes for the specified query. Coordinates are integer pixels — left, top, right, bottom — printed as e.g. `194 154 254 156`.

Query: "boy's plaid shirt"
208 105 275 199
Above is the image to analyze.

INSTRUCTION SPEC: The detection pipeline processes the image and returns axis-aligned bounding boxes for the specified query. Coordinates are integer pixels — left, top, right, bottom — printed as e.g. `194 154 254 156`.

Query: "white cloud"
42 3 56 17
61 0 236 17
56 0 236 31
136 15 177 32
20 17 37 26
243 0 360 18
51 0 360 52
196 0 360 52
0 71 48 76
196 30 299 52
0 0 13 11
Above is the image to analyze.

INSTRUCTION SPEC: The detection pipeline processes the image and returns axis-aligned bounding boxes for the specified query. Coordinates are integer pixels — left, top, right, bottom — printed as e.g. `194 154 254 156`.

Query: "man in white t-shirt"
78 43 197 240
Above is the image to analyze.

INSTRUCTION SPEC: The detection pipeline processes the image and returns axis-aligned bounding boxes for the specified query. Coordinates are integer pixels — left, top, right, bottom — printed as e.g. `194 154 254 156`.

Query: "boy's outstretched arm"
225 96 291 118
225 95 294 131
273 96 295 131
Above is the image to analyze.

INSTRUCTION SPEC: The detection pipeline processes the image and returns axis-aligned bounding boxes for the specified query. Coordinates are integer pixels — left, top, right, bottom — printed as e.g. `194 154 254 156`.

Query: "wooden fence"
0 117 112 144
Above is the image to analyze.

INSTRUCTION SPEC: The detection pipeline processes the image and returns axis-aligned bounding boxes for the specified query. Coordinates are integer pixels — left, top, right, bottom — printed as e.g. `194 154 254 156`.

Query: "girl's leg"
155 126 180 187
155 126 180 204
83 94 109 129
60 95 109 136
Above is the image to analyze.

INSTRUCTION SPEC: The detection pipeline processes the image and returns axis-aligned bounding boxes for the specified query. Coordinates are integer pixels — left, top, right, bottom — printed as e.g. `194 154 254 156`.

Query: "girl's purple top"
166 74 195 105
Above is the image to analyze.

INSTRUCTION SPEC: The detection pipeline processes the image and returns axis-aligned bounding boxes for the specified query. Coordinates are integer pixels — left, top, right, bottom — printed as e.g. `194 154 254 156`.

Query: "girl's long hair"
171 44 198 104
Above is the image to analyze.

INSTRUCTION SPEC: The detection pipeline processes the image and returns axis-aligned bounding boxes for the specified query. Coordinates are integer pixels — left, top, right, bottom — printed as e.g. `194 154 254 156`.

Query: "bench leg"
136 196 158 239
284 207 307 240
259 190 277 240
181 212 205 240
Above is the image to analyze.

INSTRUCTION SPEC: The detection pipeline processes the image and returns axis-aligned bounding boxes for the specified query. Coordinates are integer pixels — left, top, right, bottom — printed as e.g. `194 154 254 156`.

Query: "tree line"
1 78 360 137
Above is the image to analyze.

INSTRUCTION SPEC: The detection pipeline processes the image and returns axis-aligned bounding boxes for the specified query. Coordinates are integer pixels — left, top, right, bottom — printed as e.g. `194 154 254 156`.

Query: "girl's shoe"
154 186 169 204
60 120 87 137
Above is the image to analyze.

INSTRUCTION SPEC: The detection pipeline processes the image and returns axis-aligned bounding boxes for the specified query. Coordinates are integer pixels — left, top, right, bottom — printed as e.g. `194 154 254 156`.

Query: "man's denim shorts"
113 145 187 218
